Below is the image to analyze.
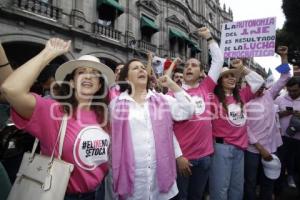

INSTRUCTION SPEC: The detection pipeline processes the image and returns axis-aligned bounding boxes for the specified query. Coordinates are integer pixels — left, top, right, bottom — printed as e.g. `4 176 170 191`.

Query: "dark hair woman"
209 59 264 200
110 59 194 199
1 38 115 200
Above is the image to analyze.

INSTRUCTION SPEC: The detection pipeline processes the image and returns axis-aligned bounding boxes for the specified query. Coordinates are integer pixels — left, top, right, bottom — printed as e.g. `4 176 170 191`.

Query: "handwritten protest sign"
220 17 276 58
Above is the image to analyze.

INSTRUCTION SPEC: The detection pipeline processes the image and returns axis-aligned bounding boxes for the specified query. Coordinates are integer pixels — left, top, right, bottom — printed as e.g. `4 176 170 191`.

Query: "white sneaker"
287 175 296 188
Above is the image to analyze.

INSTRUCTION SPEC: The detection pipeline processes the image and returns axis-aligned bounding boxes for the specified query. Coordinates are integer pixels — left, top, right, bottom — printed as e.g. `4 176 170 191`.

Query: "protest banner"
220 17 276 58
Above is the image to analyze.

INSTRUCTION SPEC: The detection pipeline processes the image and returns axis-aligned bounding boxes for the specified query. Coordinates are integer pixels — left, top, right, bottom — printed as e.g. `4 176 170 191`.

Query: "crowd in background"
0 27 299 200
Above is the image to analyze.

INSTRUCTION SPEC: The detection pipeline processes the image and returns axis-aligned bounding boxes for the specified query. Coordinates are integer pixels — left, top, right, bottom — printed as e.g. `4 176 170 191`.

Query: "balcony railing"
93 22 121 42
137 40 157 53
169 51 176 58
13 0 62 21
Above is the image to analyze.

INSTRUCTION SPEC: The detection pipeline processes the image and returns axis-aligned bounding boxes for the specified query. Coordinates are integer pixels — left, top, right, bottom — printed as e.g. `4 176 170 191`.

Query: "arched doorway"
2 41 68 95
89 51 124 73
99 57 119 72
3 41 67 69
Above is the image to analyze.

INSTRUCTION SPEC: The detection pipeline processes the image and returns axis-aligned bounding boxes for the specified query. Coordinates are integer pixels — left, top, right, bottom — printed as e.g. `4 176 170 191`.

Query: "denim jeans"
104 169 118 200
173 155 211 200
244 151 275 200
209 143 244 200
64 181 105 200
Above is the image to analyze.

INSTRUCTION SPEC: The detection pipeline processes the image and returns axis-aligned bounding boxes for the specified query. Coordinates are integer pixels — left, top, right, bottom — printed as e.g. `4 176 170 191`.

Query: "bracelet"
206 37 213 42
0 62 10 68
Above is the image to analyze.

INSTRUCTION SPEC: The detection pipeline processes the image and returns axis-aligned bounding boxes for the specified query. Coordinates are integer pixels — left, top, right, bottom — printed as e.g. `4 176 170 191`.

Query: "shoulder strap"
58 115 68 159
49 114 68 160
29 138 39 160
29 114 68 161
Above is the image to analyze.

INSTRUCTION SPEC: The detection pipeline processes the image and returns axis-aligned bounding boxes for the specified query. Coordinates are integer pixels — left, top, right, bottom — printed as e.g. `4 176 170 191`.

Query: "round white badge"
227 103 246 127
192 96 206 115
73 126 110 170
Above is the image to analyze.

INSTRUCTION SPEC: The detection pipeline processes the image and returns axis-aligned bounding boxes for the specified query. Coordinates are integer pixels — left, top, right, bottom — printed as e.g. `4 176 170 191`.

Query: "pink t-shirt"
211 86 254 149
173 76 216 160
11 94 110 194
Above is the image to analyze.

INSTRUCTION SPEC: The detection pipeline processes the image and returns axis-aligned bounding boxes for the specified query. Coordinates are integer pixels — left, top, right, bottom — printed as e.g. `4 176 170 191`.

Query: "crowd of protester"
0 27 299 200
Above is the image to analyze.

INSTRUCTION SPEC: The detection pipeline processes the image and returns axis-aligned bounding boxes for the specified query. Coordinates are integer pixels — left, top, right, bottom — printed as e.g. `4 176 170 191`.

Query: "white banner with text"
220 17 276 58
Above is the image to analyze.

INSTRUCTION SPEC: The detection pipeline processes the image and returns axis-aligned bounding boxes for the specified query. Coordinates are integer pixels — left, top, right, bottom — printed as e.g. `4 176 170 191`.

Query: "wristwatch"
206 37 213 42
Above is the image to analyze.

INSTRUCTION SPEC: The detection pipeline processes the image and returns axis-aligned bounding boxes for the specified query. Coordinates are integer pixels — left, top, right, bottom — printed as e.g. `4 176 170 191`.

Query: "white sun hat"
219 67 241 79
55 55 115 87
261 154 281 180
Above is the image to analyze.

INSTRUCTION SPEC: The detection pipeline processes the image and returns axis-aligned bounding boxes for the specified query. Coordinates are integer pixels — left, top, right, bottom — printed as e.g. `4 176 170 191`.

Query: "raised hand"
231 58 249 76
230 59 243 69
158 75 174 88
44 38 71 58
197 27 212 40
174 57 182 65
147 51 154 61
277 46 288 56
276 46 289 64
146 51 155 79
165 57 181 77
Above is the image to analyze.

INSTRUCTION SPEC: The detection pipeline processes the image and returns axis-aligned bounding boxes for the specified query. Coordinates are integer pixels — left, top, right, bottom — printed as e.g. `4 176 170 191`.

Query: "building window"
140 15 159 43
97 0 124 27
41 0 52 4
169 28 190 57
189 41 201 58
141 34 152 43
191 50 196 58
178 39 185 56
169 37 176 55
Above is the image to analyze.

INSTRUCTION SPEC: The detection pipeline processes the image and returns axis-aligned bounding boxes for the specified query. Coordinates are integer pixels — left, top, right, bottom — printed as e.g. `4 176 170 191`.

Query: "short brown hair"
118 59 150 94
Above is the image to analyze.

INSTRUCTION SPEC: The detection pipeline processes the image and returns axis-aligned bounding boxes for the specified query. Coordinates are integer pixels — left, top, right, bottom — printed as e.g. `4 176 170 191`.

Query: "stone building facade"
0 0 233 71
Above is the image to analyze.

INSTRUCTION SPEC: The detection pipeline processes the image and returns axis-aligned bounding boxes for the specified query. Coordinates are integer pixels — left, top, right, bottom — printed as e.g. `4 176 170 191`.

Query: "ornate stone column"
70 0 86 29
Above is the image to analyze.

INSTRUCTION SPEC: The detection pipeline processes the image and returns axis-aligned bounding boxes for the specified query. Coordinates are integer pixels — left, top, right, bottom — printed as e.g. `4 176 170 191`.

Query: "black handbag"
0 124 35 160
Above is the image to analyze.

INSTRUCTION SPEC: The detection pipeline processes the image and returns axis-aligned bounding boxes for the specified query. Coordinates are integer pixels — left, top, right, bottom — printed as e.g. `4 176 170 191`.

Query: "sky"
219 0 286 79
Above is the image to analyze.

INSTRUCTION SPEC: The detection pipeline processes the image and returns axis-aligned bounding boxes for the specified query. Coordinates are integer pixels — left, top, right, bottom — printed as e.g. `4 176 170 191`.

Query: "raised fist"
44 38 71 58
197 27 212 40
230 59 243 69
277 46 288 56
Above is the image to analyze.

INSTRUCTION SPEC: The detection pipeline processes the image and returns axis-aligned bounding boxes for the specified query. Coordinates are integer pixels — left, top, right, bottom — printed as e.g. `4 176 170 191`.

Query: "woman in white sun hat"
209 59 264 200
1 38 115 200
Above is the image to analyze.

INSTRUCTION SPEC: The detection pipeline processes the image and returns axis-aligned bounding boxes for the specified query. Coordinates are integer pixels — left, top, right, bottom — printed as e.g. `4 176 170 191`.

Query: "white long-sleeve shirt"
109 90 194 200
207 41 225 83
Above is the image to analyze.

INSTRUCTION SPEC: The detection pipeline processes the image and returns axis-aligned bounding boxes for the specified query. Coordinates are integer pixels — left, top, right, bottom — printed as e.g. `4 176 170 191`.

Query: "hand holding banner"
276 63 290 74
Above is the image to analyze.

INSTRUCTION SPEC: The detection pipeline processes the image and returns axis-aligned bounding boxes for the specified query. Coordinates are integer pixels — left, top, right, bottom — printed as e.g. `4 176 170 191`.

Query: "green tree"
276 0 300 63
282 0 300 33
